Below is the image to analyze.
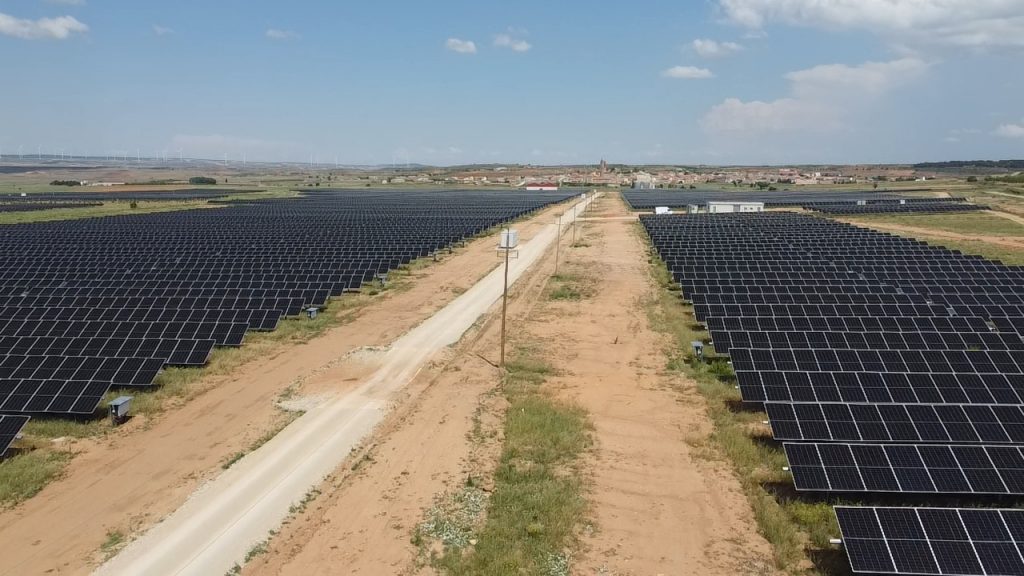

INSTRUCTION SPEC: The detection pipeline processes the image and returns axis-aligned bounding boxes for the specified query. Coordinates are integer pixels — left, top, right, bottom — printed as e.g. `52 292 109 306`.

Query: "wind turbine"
18 145 23 159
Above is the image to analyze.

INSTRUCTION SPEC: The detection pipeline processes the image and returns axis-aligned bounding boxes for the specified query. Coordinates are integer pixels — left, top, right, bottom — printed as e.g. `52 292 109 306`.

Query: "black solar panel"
765 402 1024 444
737 370 1024 404
0 189 577 416
642 210 1024 576
836 506 1024 575
786 443 1024 494
0 378 110 414
0 414 29 456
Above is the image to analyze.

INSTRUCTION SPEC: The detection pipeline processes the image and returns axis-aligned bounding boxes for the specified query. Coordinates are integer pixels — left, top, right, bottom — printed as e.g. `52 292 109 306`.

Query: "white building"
707 201 764 214
632 172 656 189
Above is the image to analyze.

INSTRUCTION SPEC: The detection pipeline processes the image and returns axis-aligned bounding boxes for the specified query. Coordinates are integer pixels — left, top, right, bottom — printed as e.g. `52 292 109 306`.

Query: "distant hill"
913 160 1024 171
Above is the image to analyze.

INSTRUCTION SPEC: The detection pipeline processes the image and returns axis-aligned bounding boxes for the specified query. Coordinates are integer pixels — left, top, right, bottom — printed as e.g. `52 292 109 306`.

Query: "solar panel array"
805 201 987 215
0 189 255 203
0 202 104 213
622 189 942 210
0 189 573 418
642 212 1024 575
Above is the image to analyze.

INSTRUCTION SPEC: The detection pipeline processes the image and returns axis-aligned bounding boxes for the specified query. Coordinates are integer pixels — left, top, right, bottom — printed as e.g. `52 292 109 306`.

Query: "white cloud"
662 65 714 79
701 57 926 134
44 0 86 5
785 58 929 99
153 25 173 36
494 33 531 52
994 122 1024 138
692 38 743 58
702 97 839 133
446 38 477 54
717 0 1024 48
266 28 298 40
0 12 87 39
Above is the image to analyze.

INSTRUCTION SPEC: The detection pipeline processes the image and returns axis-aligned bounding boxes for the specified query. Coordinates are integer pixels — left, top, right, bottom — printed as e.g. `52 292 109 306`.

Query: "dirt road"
0 198 574 576
94 196 598 576
537 196 775 574
244 193 775 575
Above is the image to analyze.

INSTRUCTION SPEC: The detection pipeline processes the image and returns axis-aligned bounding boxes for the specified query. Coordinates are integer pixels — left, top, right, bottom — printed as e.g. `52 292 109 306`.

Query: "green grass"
547 272 596 302
100 529 126 560
844 211 1024 236
244 539 269 563
0 450 72 507
895 235 1024 266
433 349 591 576
638 222 832 573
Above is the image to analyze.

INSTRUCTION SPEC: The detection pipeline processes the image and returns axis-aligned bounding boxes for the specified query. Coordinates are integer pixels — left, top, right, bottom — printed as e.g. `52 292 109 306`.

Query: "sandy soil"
245 194 774 576
243 218 559 576
987 209 1024 227
536 196 775 575
0 201 569 576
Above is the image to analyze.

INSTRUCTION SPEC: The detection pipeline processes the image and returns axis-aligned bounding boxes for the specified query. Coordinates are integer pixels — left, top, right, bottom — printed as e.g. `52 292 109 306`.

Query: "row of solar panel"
711 330 1024 354
805 202 987 215
642 211 1024 576
737 369 1024 404
0 190 578 420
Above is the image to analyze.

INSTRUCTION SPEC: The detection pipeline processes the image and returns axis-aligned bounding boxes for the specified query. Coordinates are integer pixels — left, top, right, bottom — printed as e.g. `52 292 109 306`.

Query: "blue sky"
1 0 1022 165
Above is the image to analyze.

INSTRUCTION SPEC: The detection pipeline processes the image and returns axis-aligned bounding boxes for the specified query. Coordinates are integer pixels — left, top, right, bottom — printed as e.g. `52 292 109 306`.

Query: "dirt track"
244 193 774 575
0 199 572 576
94 196 595 576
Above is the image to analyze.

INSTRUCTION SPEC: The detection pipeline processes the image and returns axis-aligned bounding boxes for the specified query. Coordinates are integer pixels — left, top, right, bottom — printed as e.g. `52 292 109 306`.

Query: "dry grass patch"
425 347 591 576
638 223 842 573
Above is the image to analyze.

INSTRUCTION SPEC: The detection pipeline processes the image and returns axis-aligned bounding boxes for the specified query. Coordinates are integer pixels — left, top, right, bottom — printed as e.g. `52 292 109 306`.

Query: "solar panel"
0 190 578 416
836 506 1024 575
0 414 30 456
785 443 1024 494
765 402 1024 444
737 370 1024 405
642 211 1024 576
0 378 110 414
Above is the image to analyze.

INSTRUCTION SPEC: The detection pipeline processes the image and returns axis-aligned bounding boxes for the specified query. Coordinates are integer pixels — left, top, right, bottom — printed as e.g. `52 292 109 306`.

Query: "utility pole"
500 234 510 367
572 201 579 245
498 227 518 368
554 213 562 275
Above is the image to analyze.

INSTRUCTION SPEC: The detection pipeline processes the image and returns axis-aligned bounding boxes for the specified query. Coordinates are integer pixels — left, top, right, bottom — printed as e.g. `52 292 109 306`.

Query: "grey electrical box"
110 396 133 425
691 341 704 359
500 229 519 249
305 307 319 319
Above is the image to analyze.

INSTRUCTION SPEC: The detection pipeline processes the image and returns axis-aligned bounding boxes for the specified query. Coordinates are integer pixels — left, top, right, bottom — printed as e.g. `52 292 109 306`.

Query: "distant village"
376 160 927 189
